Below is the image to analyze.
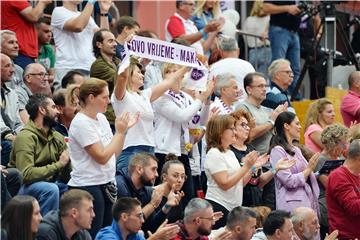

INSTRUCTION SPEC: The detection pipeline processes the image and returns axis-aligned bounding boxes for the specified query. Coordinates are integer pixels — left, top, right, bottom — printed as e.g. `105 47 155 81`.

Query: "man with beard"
116 153 183 234
172 198 233 240
36 189 94 240
291 207 321 240
9 93 71 216
90 29 119 129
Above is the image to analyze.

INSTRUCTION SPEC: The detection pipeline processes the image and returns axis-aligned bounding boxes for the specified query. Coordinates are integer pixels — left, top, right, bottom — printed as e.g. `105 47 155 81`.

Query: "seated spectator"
1 53 24 165
0 30 23 89
116 153 183 234
210 73 241 114
91 29 119 129
262 59 295 113
349 123 360 142
210 206 257 240
36 189 93 240
153 63 213 203
340 71 360 127
1 0 51 69
61 70 86 89
1 195 42 240
16 63 52 123
304 98 335 153
112 58 187 172
230 109 295 207
251 206 271 230
1 166 23 210
315 124 348 238
209 37 255 102
52 88 79 137
270 112 320 215
36 17 55 86
252 210 293 240
172 198 232 240
115 16 140 60
9 94 71 216
51 0 111 89
291 207 320 240
204 115 259 228
67 78 135 238
326 139 360 239
165 0 221 55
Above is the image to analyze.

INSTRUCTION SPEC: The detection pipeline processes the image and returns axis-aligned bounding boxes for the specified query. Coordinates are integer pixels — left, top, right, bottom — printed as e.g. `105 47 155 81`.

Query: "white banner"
124 36 204 69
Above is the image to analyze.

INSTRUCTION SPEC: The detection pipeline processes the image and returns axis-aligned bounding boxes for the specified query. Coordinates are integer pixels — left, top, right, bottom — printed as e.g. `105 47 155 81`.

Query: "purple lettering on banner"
180 49 186 62
191 69 204 81
192 114 200 124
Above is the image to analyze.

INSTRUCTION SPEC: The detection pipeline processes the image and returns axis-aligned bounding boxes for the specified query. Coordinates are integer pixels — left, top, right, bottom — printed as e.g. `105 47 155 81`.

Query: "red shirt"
326 166 360 239
166 15 186 39
171 221 209 240
340 91 360 127
1 0 38 58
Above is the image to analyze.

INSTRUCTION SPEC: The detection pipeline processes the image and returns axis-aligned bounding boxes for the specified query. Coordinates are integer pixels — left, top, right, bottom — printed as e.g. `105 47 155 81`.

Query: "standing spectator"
209 37 255 102
90 29 119 129
36 189 93 240
243 0 272 77
16 63 52 124
1 53 23 165
67 78 135 238
1 0 51 69
112 58 187 172
326 139 360 239
210 206 257 240
270 112 320 215
340 71 360 127
204 114 259 228
262 1 302 99
9 94 71 216
165 0 221 55
0 30 23 89
115 16 140 61
304 98 335 153
1 195 42 240
36 17 55 86
262 59 295 113
211 73 241 115
51 0 112 89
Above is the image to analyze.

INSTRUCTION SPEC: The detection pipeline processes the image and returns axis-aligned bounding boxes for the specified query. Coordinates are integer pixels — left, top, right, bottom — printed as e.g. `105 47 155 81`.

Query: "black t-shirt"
265 1 301 32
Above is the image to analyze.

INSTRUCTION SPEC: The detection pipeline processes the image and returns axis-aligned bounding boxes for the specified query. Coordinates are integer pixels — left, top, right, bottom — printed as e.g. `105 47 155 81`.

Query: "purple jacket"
270 146 320 216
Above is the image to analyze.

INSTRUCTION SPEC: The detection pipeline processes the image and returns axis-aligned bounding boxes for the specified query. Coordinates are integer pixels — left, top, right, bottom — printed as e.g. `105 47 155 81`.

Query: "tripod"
291 3 360 101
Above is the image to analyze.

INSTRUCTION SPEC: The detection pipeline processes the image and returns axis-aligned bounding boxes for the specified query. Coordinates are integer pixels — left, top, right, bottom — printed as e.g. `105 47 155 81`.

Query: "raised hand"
147 219 180 240
98 0 112 13
275 158 296 171
127 112 140 129
307 152 320 172
242 151 260 169
324 229 338 240
254 154 270 169
150 184 165 208
213 211 224 222
166 184 185 207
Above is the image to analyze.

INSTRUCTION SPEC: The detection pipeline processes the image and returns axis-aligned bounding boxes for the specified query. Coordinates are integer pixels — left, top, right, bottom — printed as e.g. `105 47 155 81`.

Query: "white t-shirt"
111 89 155 149
209 58 255 101
205 148 243 211
51 7 97 70
68 112 115 186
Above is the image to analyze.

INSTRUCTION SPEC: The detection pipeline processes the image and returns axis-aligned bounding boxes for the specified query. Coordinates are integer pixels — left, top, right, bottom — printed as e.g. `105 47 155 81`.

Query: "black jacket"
36 210 92 240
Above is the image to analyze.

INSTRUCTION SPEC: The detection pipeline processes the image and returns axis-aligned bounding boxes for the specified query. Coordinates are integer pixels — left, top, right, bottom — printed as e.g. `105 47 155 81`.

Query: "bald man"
340 71 360 127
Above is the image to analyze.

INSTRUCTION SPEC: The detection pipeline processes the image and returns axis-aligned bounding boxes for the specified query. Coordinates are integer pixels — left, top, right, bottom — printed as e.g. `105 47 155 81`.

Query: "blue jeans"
116 145 155 174
19 181 68 216
1 140 12 166
269 25 300 96
249 47 272 79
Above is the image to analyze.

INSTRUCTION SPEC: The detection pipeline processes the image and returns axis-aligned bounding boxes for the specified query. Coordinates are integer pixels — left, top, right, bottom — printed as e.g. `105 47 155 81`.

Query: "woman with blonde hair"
192 0 221 30
112 57 188 172
67 78 137 237
304 98 336 153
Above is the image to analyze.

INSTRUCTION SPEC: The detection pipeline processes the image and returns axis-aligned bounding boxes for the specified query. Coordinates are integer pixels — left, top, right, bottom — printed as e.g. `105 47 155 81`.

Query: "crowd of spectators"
1 0 360 240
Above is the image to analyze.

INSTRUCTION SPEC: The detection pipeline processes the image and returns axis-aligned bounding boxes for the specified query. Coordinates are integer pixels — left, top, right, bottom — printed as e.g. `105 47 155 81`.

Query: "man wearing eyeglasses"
262 59 295 113
16 63 51 123
165 0 221 55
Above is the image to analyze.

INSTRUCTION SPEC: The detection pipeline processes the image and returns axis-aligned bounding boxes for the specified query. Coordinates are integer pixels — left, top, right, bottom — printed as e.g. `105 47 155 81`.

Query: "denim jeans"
116 145 155 174
19 181 68 216
69 185 113 239
249 46 272 79
1 140 12 166
269 25 300 96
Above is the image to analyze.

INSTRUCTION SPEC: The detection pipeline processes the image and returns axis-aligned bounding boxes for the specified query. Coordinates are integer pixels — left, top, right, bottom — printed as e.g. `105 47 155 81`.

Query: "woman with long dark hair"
270 111 320 215
1 195 42 240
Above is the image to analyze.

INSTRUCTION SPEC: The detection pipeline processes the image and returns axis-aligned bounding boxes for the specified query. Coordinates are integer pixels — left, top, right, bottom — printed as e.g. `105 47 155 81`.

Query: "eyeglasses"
250 84 269 88
171 174 187 181
130 212 144 220
238 122 249 129
199 215 216 221
279 70 294 76
28 72 49 78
